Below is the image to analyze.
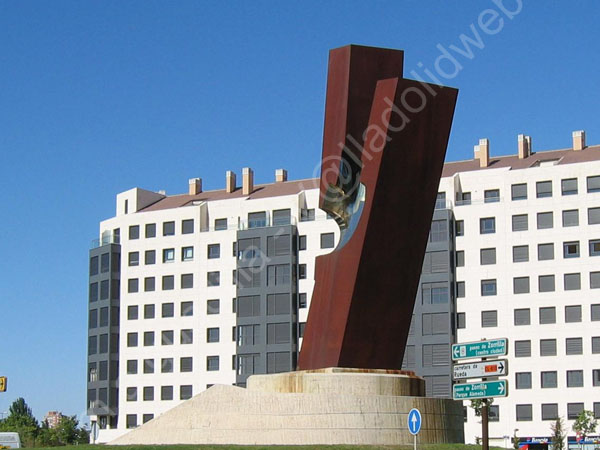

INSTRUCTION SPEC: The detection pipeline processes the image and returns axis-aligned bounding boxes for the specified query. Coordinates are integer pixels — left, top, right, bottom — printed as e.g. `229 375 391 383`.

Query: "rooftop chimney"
518 134 531 159
275 169 288 183
226 171 236 193
474 138 490 168
573 130 586 151
188 178 202 195
242 167 254 195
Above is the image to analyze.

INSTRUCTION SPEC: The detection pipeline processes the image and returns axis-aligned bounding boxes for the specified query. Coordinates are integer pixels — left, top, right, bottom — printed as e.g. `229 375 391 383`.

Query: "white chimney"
226 171 236 193
474 138 489 168
242 167 254 195
518 134 531 159
275 169 288 183
573 130 586 151
188 178 202 195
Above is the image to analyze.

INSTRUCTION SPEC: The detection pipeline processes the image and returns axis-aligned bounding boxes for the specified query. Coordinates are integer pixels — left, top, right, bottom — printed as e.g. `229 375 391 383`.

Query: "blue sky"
1 0 599 422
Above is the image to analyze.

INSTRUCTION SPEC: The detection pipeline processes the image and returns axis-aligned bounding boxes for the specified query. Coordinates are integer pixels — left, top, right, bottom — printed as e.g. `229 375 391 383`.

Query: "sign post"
407 408 421 450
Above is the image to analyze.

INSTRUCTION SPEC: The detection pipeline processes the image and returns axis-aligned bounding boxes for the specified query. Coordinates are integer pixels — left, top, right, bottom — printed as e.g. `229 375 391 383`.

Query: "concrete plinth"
111 368 464 446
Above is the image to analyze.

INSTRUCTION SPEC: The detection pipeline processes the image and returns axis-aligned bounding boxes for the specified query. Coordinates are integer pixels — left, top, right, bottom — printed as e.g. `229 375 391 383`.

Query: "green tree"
0 398 39 447
470 398 494 417
551 417 566 450
572 410 598 441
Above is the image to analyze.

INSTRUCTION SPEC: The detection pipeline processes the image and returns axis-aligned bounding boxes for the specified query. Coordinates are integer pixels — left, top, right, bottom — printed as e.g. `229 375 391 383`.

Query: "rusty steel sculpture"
298 45 458 371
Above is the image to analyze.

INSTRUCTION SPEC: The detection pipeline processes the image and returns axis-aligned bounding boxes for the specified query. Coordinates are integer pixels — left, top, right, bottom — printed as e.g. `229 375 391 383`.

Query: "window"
128 252 139 266
207 328 220 343
515 340 531 357
267 323 290 344
89 309 98 329
516 404 532 421
455 220 464 236
484 189 500 203
588 207 600 224
182 219 194 234
180 329 193 345
562 210 579 227
541 404 558 421
421 284 449 304
162 275 174 290
207 271 220 287
593 337 600 354
272 209 291 226
267 264 290 286
144 277 155 292
457 312 466 329
595 402 600 419
567 370 584 388
181 273 193 289
299 293 307 309
455 251 464 267
456 192 471 205
537 212 553 229
98 334 108 353
512 183 527 200
238 296 260 317
538 275 555 292
587 175 600 193
488 405 499 422
207 356 219 371
126 387 137 402
562 178 578 196
88 336 97 355
513 277 530 294
536 180 552 198
143 331 154 346
456 281 465 298
430 220 448 242
563 241 580 258
161 385 173 401
100 280 109 299
162 302 174 318
161 330 173 346
564 273 581 290
481 310 497 328
435 192 446 209
214 218 227 230
480 248 496 265
540 339 556 356
161 358 173 373
300 209 315 222
539 307 556 324
143 386 154 401
180 357 193 372
541 371 557 388
126 414 137 429
127 332 138 347
163 248 175 263
129 225 140 240
163 221 175 236
512 214 528 231
145 223 156 238
568 403 584 419
181 246 194 261
248 211 267 228
128 278 139 293
267 235 290 256
513 245 529 262
320 233 335 249
299 235 307 251
208 244 220 259
566 337 583 355
127 305 138 320
565 305 582 323
479 217 495 234
180 385 193 400
89 283 98 302
537 243 554 261
422 313 449 335
481 279 497 296
143 359 154 374
516 372 532 389
590 239 600 256
592 304 600 321
593 369 600 387
422 344 450 367
267 352 289 373
144 304 155 319
145 250 155 265
89 256 99 275
142 414 153 424
514 308 530 325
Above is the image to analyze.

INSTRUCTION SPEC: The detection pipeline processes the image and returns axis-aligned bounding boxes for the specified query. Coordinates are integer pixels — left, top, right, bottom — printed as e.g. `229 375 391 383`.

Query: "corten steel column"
298 45 458 370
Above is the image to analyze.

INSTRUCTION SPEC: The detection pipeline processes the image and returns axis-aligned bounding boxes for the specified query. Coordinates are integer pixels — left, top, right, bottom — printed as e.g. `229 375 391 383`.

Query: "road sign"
0 377 6 392
407 408 422 435
451 338 508 361
452 380 508 400
452 359 508 380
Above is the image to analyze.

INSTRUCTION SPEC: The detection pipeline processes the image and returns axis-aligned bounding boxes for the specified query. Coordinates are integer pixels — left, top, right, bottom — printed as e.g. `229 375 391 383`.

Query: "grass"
28 444 506 450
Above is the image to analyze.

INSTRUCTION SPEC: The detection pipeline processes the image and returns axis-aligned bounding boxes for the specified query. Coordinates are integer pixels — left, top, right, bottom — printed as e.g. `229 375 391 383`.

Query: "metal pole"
414 432 416 450
482 399 489 450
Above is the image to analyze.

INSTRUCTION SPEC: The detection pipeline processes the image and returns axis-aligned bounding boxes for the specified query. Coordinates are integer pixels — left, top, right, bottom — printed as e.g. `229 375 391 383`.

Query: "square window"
538 243 554 261
536 180 552 198
540 339 556 356
480 248 496 265
593 337 600 354
162 302 174 318
127 332 138 347
456 281 465 298
127 305 138 320
267 235 290 257
564 273 581 291
320 233 335 249
513 245 529 262
208 244 220 259
207 299 220 315
163 221 175 236
481 310 497 328
144 304 155 319
143 414 154 424
568 403 584 419
456 191 471 205
182 219 194 234
128 252 139 266
300 209 315 222
539 307 556 324
516 372 532 389
145 223 156 238
512 214 528 231
272 209 291 226
161 385 173 400
435 192 446 209
455 220 464 236
180 357 193 372
541 371 557 388
299 293 307 308
207 271 220 287
484 189 500 203
592 304 600 321
299 264 307 279
590 239 600 256
514 308 530 325
180 385 193 400
128 278 139 293
515 340 531 357
161 358 173 373
565 305 582 323
516 404 532 421
181 273 193 289
562 178 578 196
126 414 137 429
430 220 448 242
588 207 600 224
299 235 307 251
179 301 193 317
567 370 583 387
479 217 495 234
455 251 464 267
538 275 555 292
162 275 174 290
488 405 499 422
207 327 220 343
143 386 154 401
566 337 583 355
143 331 154 346
163 248 175 263
511 183 527 200
145 250 156 265
563 241 580 258
214 218 227 230
180 329 193 345
457 312 466 329
541 404 558 421
182 246 194 261
587 175 600 193
143 359 154 374
161 330 174 346
248 211 267 228
126 360 138 374
593 369 600 387
481 279 497 296
562 209 579 227
129 225 139 240
207 356 219 371
144 277 155 292
513 277 530 294
537 212 553 229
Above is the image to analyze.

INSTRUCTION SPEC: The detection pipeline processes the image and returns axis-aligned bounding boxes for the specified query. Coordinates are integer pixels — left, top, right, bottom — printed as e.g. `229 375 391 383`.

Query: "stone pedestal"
112 368 464 446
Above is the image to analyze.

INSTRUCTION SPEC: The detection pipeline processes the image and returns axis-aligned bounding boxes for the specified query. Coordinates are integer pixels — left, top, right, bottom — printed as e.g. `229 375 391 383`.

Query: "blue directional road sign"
407 408 422 435
451 338 508 361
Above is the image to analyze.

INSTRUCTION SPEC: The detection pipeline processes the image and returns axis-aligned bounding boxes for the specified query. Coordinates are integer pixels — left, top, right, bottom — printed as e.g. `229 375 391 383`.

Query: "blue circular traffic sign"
408 408 422 435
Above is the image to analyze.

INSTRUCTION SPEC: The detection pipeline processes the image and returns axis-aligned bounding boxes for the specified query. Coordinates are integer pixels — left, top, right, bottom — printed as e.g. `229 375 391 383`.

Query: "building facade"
88 131 600 445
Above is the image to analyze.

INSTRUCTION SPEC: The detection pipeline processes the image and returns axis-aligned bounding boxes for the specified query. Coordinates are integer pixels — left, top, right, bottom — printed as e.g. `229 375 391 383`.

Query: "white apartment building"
87 130 600 446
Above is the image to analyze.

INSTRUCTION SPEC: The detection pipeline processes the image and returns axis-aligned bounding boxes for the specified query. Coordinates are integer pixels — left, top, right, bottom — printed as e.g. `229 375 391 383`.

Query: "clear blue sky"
1 0 599 422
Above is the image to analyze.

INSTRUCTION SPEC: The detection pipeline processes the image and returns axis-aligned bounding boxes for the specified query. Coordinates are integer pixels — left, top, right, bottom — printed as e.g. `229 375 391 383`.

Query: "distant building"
43 411 62 429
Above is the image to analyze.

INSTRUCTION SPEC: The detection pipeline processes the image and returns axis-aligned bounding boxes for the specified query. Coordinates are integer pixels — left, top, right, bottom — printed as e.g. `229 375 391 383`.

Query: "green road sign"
452 380 508 400
452 338 508 361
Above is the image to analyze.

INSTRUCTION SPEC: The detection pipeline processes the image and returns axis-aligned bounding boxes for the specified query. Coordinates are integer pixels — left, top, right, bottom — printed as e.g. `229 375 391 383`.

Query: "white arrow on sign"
452 359 508 380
